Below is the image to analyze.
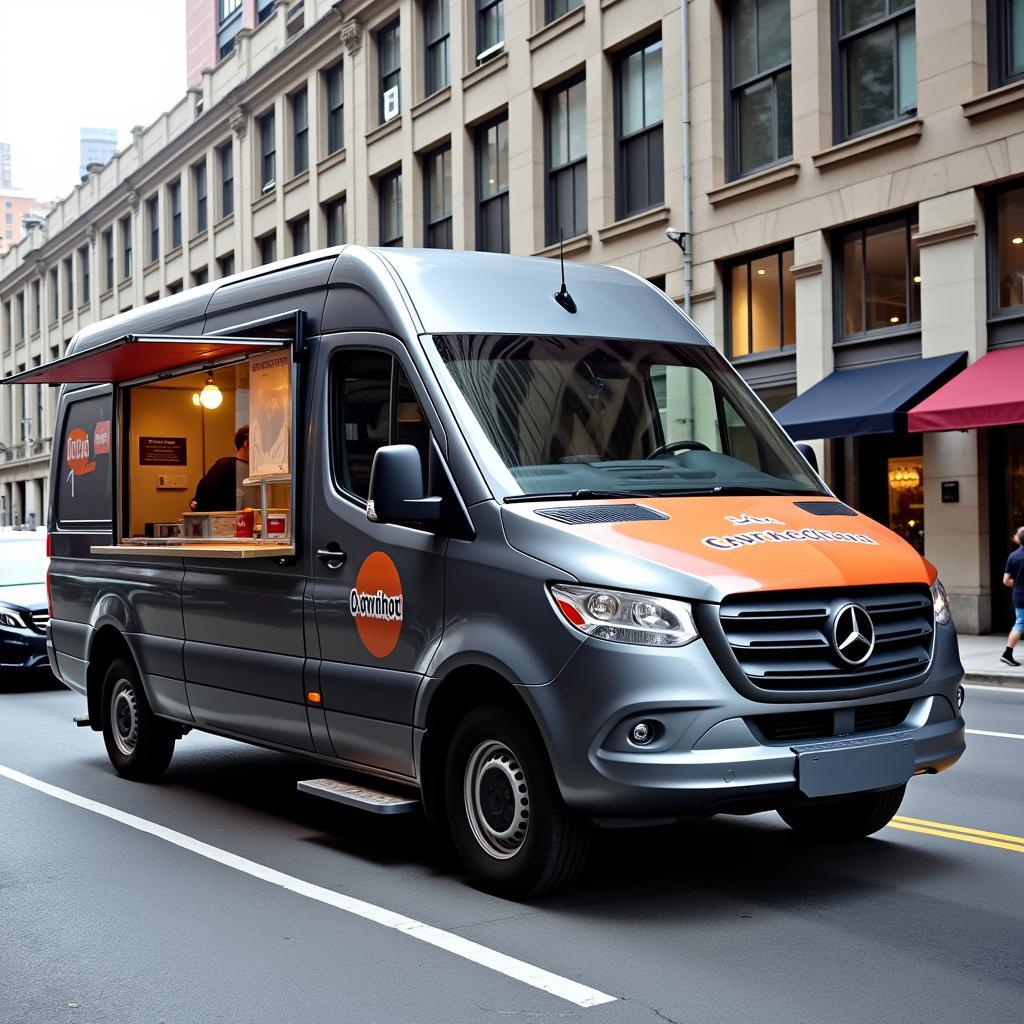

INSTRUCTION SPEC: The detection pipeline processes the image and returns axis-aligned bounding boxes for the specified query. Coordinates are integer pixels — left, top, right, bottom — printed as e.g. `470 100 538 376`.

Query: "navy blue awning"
774 352 968 441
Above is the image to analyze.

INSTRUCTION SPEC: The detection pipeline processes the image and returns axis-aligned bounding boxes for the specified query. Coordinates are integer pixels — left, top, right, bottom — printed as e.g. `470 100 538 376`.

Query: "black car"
0 534 50 676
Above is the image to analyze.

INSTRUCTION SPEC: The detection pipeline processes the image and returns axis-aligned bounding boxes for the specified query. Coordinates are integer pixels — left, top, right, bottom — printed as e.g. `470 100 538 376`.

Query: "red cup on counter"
235 508 255 538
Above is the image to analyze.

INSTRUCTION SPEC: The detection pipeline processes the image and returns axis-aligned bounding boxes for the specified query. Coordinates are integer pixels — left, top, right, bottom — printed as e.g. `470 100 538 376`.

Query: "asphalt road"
1 678 1022 1024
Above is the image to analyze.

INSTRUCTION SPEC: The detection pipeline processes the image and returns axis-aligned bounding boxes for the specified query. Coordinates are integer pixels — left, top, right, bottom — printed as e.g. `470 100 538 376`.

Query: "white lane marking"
0 764 615 1009
963 683 1024 694
966 728 1024 741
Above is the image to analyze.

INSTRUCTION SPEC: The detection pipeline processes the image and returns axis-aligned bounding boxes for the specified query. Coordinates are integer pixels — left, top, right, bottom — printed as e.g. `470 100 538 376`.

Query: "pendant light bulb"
192 393 201 406
199 374 223 410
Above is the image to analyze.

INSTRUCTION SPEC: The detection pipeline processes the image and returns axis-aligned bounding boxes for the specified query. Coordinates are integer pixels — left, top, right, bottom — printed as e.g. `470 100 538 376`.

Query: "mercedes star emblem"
832 604 875 666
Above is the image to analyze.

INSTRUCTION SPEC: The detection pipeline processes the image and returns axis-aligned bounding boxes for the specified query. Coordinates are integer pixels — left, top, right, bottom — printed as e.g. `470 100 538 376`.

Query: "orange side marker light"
307 691 322 704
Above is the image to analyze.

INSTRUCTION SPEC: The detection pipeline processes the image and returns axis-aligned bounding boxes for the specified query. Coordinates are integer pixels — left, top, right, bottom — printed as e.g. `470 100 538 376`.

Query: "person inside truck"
188 425 250 512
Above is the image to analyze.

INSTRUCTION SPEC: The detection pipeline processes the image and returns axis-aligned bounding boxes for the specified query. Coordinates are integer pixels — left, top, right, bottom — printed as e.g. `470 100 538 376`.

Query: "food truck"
4 246 966 896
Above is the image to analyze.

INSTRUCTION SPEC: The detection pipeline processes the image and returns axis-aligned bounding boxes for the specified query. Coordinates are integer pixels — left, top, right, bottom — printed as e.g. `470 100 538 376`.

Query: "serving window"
6 315 300 559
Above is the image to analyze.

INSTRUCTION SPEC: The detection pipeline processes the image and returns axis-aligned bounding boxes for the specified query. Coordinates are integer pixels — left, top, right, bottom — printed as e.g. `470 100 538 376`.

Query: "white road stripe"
966 728 1024 741
963 683 1024 694
0 764 616 1009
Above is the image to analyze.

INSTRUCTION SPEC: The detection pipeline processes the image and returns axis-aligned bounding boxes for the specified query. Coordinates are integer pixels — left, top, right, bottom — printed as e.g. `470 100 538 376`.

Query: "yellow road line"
887 822 1024 854
892 815 1024 845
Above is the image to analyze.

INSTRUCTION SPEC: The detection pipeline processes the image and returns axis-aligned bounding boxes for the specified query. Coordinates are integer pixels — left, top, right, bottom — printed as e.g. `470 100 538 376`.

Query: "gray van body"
45 246 965 821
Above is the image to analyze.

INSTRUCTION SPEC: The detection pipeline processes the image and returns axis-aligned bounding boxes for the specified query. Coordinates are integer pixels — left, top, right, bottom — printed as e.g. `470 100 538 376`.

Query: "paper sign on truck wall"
249 350 291 477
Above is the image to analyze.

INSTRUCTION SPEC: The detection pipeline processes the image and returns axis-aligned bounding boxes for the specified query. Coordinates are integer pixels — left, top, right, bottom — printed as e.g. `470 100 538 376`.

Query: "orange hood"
501 496 931 600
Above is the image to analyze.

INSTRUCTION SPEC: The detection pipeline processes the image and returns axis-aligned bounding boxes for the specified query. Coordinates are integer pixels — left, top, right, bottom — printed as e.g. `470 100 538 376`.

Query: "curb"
963 671 1024 689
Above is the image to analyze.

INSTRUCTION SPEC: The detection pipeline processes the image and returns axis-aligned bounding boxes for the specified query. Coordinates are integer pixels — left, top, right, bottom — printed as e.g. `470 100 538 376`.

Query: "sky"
0 1 187 202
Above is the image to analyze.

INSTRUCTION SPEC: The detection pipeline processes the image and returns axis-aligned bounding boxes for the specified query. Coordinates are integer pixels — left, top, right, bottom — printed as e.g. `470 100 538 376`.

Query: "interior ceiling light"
1012 236 1024 245
194 372 223 410
889 316 900 323
913 275 921 283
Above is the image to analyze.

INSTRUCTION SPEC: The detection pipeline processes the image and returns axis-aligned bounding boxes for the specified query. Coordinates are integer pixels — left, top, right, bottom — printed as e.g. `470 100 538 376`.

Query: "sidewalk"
958 633 1024 687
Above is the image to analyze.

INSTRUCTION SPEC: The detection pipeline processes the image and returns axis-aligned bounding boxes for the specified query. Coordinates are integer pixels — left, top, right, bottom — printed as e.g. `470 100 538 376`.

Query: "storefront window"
887 455 924 553
838 214 919 338
728 245 796 357
993 182 1024 313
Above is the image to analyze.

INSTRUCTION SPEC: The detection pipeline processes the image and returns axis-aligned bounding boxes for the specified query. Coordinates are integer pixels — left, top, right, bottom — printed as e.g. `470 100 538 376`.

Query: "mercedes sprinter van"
8 247 965 896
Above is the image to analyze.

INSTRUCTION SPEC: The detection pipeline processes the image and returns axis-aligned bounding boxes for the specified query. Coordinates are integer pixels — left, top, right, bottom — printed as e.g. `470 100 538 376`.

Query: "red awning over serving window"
907 347 1024 433
1 334 287 387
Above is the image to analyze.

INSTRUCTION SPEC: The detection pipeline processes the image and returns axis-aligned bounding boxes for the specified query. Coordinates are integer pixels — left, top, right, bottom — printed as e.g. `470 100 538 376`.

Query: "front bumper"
518 622 965 819
1 628 49 671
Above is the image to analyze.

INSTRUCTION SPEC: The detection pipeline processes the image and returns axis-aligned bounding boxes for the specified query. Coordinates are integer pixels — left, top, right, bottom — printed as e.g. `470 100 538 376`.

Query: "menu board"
56 393 113 526
249 350 291 477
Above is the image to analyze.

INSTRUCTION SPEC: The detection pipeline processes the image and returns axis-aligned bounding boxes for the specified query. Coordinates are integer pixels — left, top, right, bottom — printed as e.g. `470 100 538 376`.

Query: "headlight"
0 611 23 629
930 578 952 626
549 584 698 647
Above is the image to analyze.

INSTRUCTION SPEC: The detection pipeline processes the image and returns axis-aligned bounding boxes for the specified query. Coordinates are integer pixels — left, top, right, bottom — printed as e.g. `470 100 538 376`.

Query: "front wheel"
777 784 906 840
100 656 176 781
444 705 591 898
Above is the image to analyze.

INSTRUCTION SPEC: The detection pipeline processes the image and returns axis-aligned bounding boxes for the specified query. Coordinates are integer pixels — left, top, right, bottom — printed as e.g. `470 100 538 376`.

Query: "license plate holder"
792 734 915 799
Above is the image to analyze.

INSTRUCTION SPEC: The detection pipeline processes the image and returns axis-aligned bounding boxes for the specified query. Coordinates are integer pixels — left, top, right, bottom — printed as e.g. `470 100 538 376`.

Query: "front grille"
719 587 933 694
535 504 669 525
756 700 914 742
28 610 49 633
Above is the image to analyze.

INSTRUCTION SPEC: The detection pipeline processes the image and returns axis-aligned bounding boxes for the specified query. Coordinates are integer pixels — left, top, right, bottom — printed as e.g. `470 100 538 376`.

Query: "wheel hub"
111 679 138 757
464 741 530 860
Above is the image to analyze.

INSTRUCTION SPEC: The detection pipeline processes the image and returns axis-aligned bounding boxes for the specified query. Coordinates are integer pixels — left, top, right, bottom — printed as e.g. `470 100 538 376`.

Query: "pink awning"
907 348 1024 432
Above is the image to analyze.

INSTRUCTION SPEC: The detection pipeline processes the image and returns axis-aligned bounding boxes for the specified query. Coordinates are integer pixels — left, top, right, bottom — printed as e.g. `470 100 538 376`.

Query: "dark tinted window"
56 393 113 527
330 351 429 500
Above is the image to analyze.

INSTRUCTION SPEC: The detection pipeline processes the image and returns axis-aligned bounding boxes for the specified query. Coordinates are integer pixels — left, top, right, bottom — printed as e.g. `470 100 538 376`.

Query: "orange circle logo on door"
349 552 403 658
66 427 96 476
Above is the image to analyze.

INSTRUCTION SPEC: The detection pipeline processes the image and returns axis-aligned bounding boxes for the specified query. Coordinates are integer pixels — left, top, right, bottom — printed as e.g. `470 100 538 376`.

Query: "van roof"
64 246 707 359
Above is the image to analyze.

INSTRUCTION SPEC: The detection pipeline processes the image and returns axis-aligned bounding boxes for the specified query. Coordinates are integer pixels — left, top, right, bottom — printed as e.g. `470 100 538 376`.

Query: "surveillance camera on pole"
665 228 687 251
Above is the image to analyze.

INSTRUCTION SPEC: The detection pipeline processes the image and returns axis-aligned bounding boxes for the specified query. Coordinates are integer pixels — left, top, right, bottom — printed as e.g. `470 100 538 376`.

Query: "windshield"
431 335 825 500
0 539 47 587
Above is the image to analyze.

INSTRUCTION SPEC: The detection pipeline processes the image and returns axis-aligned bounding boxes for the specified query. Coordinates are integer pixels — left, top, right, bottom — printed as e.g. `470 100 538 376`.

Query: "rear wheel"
778 784 906 840
444 705 591 898
100 656 176 781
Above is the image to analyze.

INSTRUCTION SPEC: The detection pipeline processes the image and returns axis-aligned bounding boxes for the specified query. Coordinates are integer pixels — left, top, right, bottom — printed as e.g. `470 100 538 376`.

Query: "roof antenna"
553 230 577 314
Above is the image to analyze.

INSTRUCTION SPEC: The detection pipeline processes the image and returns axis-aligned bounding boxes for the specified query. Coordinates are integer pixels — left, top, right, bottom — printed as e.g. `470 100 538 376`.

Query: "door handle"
316 546 346 569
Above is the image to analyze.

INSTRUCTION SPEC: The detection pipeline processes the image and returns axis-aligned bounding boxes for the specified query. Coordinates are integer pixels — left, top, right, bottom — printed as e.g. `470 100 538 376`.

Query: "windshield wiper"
503 489 656 503
651 485 821 497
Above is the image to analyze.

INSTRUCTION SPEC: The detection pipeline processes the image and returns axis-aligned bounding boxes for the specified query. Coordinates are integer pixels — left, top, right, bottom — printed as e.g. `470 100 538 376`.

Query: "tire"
444 705 591 898
777 784 906 841
100 656 176 781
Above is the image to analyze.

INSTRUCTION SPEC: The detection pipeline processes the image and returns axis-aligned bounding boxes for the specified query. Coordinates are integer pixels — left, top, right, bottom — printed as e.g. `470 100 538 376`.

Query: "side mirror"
367 444 442 524
796 443 819 474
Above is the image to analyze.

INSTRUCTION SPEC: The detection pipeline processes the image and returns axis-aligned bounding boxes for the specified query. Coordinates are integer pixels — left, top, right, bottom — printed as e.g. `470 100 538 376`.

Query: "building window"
167 281 183 296
218 253 235 278
615 36 664 220
168 179 182 251
146 195 159 263
424 144 453 249
193 268 209 287
2 301 9 352
379 169 403 246
378 20 401 124
218 141 234 218
120 215 132 280
837 214 920 338
990 180 1024 315
545 76 587 245
325 62 345 154
727 245 796 357
193 159 208 233
79 246 90 305
218 0 243 58
291 87 308 176
63 256 74 312
727 0 792 178
258 232 277 265
477 115 509 253
835 0 916 140
477 0 504 60
424 0 450 95
259 110 276 192
49 267 58 321
257 0 275 24
989 0 1024 87
102 228 114 291
325 195 347 246
31 279 40 332
291 215 310 256
546 0 582 23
